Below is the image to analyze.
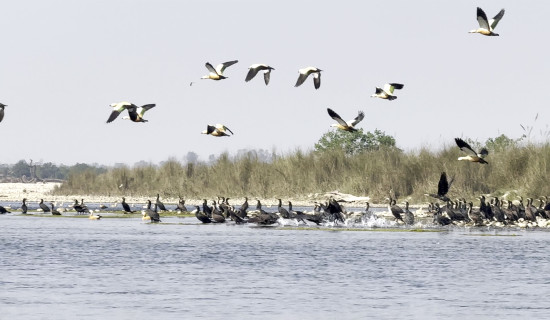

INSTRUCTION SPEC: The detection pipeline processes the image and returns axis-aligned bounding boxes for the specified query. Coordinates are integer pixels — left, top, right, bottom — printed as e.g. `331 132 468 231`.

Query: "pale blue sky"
0 0 547 165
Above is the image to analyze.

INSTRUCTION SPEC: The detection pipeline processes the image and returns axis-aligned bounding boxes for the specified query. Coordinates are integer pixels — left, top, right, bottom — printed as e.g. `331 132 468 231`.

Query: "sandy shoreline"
0 182 402 209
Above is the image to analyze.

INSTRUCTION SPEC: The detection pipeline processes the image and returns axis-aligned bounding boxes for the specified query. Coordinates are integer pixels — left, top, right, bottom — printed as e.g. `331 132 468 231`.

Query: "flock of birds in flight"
95 7 505 138
0 7 506 142
0 7 520 227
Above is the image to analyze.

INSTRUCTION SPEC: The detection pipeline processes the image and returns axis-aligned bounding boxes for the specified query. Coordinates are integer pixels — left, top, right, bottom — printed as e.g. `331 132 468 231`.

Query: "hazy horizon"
0 1 547 166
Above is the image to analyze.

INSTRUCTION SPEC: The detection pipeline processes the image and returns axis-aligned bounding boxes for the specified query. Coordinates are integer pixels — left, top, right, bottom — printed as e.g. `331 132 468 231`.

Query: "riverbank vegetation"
51 130 550 204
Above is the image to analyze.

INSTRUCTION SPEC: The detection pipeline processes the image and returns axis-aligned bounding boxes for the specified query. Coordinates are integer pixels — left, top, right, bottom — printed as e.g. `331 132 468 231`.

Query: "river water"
1 214 550 319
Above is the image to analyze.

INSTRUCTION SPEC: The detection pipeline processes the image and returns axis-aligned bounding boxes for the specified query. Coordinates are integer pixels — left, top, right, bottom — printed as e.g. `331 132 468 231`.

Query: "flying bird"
327 108 365 132
106 102 155 123
123 104 156 123
202 124 234 137
371 83 404 100
295 67 322 89
469 7 505 36
245 64 274 85
106 101 132 123
201 60 238 80
425 172 454 202
0 103 6 123
455 138 489 164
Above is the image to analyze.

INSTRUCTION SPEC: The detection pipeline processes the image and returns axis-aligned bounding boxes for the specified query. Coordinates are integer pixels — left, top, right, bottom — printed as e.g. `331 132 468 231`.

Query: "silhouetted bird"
121 197 136 213
50 203 61 215
39 199 50 213
21 198 28 214
389 199 405 223
156 194 167 211
195 206 212 223
145 200 160 222
426 172 453 202
403 201 415 226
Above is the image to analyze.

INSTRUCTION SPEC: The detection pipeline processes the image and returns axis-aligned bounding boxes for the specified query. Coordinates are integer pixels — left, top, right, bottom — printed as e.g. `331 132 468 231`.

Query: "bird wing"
295 72 310 87
383 83 394 94
437 172 449 196
263 69 271 85
327 108 348 127
106 110 122 123
313 72 321 89
349 111 365 126
374 87 383 94
476 7 490 30
455 138 479 156
215 123 233 134
223 126 234 135
216 60 238 75
245 67 260 82
138 104 156 117
489 9 505 31
205 62 218 74
389 83 404 90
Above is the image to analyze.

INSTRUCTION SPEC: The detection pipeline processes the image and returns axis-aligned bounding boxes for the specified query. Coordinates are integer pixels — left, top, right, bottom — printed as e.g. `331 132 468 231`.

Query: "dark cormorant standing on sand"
145 200 161 222
50 203 61 215
389 199 405 223
39 199 51 213
195 206 212 223
21 198 28 214
156 194 167 211
121 197 136 213
278 199 290 219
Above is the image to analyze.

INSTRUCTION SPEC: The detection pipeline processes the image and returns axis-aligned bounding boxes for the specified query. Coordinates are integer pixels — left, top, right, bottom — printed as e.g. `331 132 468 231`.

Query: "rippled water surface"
2 215 550 319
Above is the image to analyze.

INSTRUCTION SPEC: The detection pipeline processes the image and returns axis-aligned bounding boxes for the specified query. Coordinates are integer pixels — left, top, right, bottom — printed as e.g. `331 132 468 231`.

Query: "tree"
485 134 518 152
11 160 31 177
314 129 396 155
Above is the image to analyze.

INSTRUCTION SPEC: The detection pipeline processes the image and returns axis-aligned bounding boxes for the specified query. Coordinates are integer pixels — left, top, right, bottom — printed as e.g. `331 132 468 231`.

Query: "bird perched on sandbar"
327 108 365 132
202 124 233 137
455 138 489 164
295 67 322 89
469 7 505 36
245 64 274 85
371 83 404 101
201 60 238 80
